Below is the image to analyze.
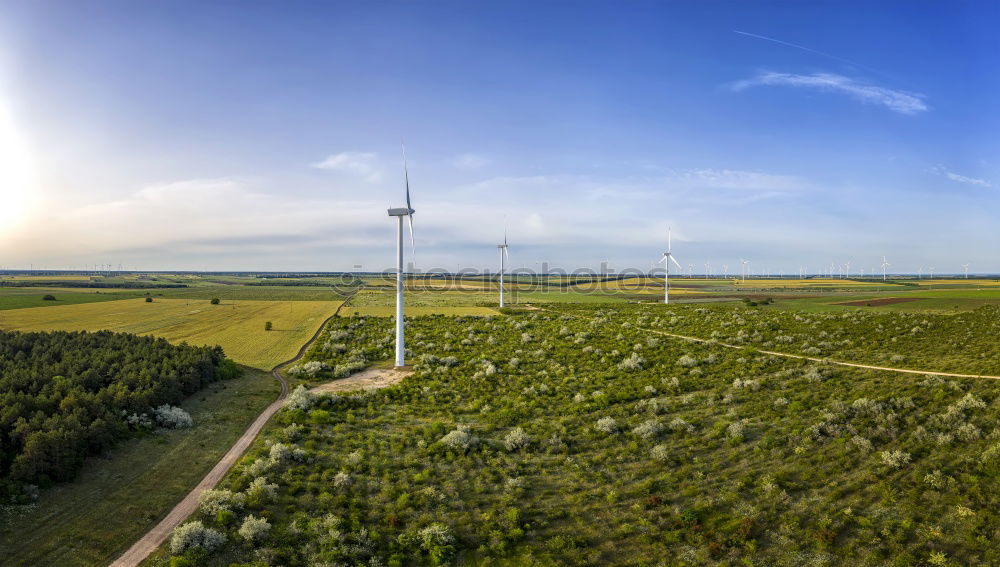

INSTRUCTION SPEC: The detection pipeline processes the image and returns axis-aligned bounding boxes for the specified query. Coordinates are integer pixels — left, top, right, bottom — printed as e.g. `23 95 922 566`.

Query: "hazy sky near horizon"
1 1 998 273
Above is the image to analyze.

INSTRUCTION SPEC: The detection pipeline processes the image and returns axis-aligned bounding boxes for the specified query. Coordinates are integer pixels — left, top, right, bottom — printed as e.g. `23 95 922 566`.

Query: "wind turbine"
739 258 749 282
722 264 728 279
918 266 924 279
497 229 510 307
881 256 890 282
659 227 682 304
844 261 851 279
704 261 711 279
387 145 416 368
962 264 970 279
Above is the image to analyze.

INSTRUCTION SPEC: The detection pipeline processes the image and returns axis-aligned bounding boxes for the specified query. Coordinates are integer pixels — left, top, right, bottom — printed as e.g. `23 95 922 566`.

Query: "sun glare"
0 99 36 232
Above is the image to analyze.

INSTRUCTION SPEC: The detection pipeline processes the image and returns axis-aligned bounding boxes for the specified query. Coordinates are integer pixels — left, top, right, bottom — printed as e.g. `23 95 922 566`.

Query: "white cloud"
311 151 382 182
934 165 992 188
731 72 928 115
452 153 490 169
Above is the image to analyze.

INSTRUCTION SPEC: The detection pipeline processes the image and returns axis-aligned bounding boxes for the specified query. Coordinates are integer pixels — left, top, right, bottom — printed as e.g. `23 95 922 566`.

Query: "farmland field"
0 298 340 369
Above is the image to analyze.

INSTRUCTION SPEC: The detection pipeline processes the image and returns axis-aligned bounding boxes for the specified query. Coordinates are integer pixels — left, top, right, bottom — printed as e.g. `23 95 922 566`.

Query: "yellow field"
0 298 340 370
342 305 500 317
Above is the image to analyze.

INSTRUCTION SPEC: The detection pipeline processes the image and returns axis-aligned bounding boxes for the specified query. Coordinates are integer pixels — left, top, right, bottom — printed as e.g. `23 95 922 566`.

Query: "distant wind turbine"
881 256 890 282
387 144 416 368
722 264 728 279
659 227 683 304
704 261 711 278
962 263 970 279
740 258 749 282
497 229 510 307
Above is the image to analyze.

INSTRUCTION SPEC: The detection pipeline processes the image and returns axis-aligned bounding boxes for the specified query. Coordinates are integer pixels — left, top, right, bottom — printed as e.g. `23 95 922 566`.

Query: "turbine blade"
406 214 415 266
670 255 682 269
401 143 412 211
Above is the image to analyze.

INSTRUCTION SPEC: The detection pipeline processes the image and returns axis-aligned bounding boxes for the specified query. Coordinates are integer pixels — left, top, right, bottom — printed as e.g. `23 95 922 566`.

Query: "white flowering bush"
153 404 193 429
238 514 271 543
198 488 245 515
618 352 644 371
170 521 226 554
440 425 478 452
880 450 911 469
676 354 698 368
503 427 531 451
632 419 663 439
285 385 315 411
595 417 619 434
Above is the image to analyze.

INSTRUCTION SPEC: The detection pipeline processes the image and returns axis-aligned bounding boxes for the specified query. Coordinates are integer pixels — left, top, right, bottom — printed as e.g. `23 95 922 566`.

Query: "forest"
0 329 240 497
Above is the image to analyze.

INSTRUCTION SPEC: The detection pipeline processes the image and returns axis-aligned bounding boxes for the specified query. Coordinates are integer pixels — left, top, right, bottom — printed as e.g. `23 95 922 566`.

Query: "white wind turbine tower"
497 229 510 307
687 263 694 278
881 256 890 282
918 266 924 279
704 260 711 279
659 227 683 304
387 145 416 368
962 263 970 279
739 258 749 282
722 264 728 279
844 261 851 279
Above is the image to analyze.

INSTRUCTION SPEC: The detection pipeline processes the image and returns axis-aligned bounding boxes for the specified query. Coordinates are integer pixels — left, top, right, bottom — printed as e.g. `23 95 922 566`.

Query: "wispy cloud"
452 153 490 169
934 165 992 188
311 151 382 182
731 72 928 115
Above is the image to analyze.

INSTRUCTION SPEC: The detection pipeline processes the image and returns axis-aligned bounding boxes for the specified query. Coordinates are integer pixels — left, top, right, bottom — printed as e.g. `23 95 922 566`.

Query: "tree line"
0 329 240 497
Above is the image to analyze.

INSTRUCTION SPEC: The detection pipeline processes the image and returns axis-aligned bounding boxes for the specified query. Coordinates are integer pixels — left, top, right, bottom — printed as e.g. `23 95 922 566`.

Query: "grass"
0 298 340 370
0 367 279 567
0 288 132 311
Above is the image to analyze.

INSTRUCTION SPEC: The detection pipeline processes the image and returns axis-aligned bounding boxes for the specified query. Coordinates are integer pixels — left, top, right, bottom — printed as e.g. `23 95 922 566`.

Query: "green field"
0 367 278 567
0 288 134 310
0 298 340 369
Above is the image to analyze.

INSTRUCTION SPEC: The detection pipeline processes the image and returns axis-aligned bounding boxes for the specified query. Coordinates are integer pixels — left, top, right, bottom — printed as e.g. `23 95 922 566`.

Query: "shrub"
399 523 455 564
651 444 670 461
198 489 245 515
145 296 153 303
244 476 278 508
880 450 911 469
264 321 273 331
676 355 698 368
440 426 478 452
170 521 226 554
632 419 663 439
238 514 271 543
503 427 531 451
153 405 193 429
595 417 619 434
618 352 644 371
42 294 56 301
210 298 220 305
285 385 315 411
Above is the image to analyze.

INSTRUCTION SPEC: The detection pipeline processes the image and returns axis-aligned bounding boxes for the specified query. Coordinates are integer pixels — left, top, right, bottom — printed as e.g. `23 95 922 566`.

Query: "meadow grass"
0 298 340 369
0 288 135 310
0 367 278 567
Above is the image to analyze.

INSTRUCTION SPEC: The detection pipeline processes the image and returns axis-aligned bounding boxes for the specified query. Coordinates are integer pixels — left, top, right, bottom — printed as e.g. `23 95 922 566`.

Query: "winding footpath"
110 294 358 567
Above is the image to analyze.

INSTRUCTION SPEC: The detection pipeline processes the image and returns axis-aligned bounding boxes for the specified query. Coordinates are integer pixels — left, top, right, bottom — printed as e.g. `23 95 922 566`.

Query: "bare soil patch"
310 366 412 395
837 297 924 307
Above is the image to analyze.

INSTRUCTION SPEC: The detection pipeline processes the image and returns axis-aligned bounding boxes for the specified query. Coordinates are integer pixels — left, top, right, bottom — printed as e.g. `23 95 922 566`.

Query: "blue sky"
1 0 998 274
